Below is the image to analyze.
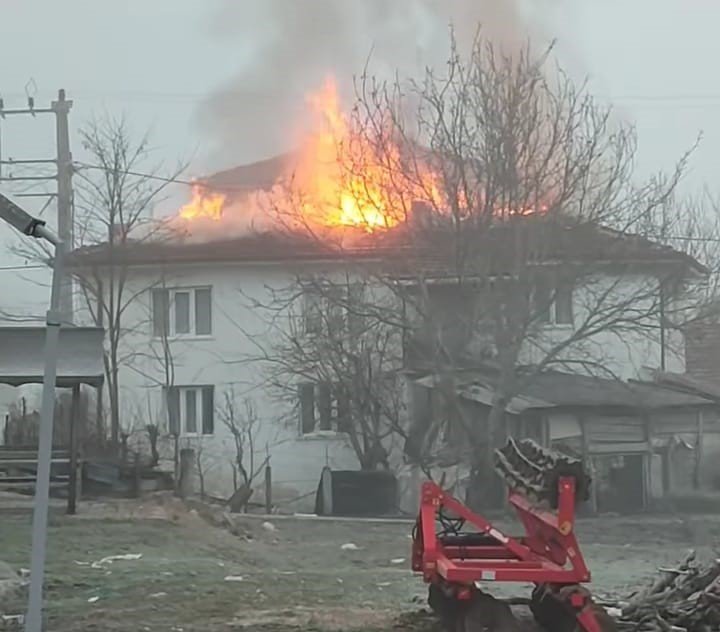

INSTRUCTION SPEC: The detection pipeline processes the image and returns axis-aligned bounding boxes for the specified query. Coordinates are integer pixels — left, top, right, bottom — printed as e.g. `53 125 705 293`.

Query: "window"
534 279 573 326
302 283 365 336
303 292 323 335
554 283 574 325
152 287 212 337
166 385 214 436
298 382 351 434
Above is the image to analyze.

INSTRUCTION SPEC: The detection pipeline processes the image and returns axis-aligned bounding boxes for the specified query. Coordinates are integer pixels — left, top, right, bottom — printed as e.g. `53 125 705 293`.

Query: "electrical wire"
0 264 46 272
71 162 256 191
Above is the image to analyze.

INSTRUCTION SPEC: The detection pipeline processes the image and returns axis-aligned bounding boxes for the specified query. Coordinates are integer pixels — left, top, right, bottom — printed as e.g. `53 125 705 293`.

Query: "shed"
0 326 105 513
413 368 720 513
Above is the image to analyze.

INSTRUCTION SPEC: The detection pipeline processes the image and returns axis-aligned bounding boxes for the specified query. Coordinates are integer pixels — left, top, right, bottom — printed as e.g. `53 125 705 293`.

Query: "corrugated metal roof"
416 368 716 412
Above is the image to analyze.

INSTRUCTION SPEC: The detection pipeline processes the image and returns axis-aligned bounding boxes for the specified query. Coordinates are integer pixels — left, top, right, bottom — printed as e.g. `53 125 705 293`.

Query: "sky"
1 0 720 318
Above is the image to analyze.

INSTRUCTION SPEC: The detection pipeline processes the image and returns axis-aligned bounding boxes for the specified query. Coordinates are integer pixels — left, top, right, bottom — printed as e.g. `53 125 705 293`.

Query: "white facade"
108 262 360 512
85 257 685 512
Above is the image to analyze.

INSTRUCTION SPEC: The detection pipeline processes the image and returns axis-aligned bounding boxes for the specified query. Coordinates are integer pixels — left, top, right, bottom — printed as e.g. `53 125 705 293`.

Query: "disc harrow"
411 439 615 632
494 437 592 508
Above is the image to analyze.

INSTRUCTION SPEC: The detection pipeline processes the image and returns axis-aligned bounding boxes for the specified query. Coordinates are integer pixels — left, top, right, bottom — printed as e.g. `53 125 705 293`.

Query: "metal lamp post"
0 192 64 632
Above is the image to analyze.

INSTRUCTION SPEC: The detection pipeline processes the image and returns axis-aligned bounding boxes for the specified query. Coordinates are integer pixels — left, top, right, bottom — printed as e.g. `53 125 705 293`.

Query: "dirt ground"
1 493 719 632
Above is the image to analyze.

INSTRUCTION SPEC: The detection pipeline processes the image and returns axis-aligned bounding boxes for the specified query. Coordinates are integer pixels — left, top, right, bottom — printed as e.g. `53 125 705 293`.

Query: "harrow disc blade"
455 592 522 632
494 438 592 507
530 584 618 632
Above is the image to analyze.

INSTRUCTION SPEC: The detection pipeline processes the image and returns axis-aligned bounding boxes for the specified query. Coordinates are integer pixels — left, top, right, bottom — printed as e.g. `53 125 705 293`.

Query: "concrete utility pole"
0 191 63 632
0 88 74 322
52 90 74 320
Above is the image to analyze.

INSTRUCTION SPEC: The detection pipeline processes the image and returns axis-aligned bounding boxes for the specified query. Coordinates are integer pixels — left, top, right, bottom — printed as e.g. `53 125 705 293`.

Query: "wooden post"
694 409 704 490
179 448 194 499
264 463 272 514
132 451 141 498
67 384 81 515
579 415 597 515
642 412 653 510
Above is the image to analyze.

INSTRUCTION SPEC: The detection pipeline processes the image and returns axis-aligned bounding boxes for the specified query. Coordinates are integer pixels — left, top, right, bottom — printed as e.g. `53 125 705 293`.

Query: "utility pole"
0 88 74 322
52 90 74 320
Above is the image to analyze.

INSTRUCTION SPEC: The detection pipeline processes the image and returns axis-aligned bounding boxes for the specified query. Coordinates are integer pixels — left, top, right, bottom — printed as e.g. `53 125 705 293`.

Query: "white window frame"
167 385 215 437
301 283 365 336
180 386 202 436
552 283 574 326
152 286 212 338
535 281 574 327
298 381 350 436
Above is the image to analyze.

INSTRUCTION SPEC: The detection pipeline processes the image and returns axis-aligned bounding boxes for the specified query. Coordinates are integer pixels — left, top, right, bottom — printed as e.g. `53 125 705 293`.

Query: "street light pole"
0 192 63 632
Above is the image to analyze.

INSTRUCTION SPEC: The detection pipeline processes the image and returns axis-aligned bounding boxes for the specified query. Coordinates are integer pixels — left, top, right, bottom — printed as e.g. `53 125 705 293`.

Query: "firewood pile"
612 551 720 631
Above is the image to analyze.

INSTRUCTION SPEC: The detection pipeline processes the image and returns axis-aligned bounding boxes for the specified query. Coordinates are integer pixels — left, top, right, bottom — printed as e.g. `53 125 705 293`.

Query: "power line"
7 88 720 107
0 264 47 272
72 162 257 191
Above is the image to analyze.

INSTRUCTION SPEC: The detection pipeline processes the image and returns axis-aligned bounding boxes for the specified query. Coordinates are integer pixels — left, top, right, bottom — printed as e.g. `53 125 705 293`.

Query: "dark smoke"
197 0 563 171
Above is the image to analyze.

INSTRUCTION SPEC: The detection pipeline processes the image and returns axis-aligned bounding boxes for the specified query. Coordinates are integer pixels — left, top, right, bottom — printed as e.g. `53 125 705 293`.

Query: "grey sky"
1 0 719 316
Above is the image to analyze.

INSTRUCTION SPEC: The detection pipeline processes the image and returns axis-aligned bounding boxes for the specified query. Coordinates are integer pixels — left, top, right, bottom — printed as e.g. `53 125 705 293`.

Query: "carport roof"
416 368 715 413
0 326 105 387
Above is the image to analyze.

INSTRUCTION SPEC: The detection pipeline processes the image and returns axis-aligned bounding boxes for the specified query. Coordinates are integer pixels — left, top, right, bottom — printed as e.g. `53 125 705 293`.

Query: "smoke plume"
197 0 566 171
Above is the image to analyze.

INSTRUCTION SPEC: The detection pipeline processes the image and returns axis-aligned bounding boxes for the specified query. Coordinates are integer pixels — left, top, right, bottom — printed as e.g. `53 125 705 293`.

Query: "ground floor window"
166 385 214 436
298 382 350 435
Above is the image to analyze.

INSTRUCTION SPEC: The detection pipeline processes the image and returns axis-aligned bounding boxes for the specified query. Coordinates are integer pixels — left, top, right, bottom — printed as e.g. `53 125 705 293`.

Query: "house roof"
67 230 391 268
66 214 706 276
648 370 720 402
416 367 716 413
0 326 105 387
202 150 301 195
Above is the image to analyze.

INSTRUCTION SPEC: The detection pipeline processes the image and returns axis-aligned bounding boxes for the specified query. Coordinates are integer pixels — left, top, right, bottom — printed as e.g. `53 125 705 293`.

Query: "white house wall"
523 273 684 379
90 259 687 513
110 262 360 511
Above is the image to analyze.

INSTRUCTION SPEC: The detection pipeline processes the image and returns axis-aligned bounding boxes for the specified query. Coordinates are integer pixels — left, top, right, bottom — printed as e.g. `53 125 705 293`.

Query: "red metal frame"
412 478 604 632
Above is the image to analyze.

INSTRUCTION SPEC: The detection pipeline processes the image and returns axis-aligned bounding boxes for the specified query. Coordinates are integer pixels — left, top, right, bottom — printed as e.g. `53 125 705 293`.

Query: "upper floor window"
152 287 212 337
302 283 365 336
535 280 573 326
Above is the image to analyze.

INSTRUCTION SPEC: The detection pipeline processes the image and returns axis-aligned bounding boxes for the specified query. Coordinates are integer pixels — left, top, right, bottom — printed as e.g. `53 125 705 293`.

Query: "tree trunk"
95 386 105 447
109 371 120 449
466 401 507 512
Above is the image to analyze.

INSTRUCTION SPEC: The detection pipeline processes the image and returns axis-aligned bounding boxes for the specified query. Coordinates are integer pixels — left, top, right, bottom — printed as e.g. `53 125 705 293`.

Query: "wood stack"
614 551 720 631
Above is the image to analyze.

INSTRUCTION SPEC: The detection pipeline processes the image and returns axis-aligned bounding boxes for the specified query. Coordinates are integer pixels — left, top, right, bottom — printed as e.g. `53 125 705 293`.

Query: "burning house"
67 79 720 513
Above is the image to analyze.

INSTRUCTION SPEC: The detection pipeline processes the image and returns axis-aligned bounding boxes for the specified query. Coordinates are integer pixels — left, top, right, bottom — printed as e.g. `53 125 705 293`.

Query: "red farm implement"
412 438 616 632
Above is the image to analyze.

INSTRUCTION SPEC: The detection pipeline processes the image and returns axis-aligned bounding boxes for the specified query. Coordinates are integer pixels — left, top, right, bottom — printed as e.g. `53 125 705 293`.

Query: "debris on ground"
611 550 720 631
341 542 360 551
223 575 244 582
89 553 143 569
0 561 27 616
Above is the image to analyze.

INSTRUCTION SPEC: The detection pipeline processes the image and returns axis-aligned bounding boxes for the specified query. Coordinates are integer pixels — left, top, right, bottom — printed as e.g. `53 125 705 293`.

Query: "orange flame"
299 77 403 232
178 185 226 221
175 77 548 233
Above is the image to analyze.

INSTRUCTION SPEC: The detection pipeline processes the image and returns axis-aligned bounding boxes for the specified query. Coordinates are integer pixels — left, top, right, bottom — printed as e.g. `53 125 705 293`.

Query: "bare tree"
242 272 409 471
68 115 186 448
254 31 716 506
218 390 272 510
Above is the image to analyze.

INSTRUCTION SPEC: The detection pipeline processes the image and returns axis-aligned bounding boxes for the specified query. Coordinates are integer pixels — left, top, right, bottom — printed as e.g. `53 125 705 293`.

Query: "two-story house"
66 191 710 512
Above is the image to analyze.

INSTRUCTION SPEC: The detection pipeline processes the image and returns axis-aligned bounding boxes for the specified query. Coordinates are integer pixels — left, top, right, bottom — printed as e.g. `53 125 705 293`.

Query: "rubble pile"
615 551 720 632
